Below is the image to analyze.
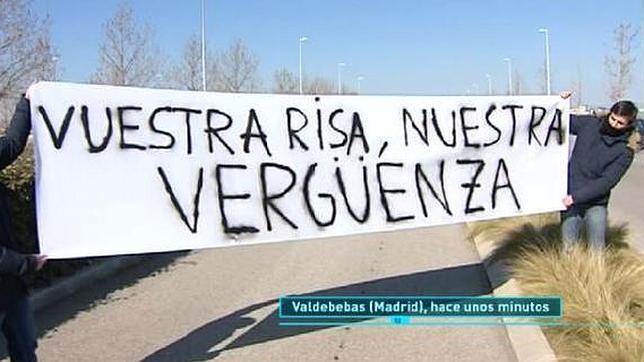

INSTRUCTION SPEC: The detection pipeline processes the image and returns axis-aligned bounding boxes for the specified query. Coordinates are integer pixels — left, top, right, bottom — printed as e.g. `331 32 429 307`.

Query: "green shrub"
0 141 37 253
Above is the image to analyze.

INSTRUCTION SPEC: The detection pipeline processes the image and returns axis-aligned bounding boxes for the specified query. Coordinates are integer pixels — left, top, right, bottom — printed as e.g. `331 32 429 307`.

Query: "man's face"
608 113 633 131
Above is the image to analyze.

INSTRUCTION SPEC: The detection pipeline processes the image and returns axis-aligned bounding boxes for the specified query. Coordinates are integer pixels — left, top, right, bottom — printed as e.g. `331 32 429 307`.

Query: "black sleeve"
569 114 579 135
0 97 32 170
0 246 37 276
572 150 634 204
569 114 595 135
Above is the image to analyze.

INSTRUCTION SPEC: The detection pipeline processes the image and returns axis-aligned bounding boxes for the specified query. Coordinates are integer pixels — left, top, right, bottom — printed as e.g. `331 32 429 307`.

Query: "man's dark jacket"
0 97 37 312
568 115 634 206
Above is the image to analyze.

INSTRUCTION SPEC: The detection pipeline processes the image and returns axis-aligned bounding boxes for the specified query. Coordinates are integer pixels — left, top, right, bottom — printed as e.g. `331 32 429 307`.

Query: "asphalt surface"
11 154 643 361
608 153 644 252
6 225 517 361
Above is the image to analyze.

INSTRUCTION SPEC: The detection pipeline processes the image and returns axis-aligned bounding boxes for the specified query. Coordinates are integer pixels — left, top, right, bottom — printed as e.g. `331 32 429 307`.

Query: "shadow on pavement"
0 252 187 359
144 262 491 361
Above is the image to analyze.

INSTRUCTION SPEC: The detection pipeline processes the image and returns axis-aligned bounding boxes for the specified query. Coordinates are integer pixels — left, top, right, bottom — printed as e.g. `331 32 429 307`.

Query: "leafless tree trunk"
170 34 217 91
0 0 57 124
272 68 298 94
214 39 260 92
305 76 336 95
272 71 340 95
513 68 525 95
604 23 638 102
572 65 583 108
536 65 547 94
91 4 163 87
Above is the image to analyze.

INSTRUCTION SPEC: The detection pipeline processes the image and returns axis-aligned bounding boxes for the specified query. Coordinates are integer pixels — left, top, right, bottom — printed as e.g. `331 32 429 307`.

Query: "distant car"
636 119 644 133
637 119 644 151
592 107 610 118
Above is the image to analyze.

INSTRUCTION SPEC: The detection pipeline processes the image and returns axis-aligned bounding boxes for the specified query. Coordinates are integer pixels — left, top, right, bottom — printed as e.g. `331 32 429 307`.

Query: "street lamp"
485 74 492 95
337 62 346 94
299 36 308 95
503 57 513 95
357 75 365 94
200 0 207 91
538 28 551 95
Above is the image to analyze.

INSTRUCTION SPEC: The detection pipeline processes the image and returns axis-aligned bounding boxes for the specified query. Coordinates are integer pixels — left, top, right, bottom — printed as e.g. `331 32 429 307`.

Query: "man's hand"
25 82 38 100
560 90 573 100
33 255 47 271
562 195 574 208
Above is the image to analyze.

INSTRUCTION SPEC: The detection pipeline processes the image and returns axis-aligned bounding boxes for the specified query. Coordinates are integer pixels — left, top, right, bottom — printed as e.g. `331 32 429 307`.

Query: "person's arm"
568 114 598 135
0 246 38 276
570 151 634 204
560 90 581 135
0 97 32 170
569 114 581 135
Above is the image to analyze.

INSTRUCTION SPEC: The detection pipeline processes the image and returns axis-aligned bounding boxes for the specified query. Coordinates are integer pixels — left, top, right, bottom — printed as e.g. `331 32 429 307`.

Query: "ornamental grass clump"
513 245 644 362
470 214 644 361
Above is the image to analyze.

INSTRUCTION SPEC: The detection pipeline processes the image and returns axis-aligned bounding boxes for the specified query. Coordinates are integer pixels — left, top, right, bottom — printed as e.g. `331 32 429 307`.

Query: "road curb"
466 224 557 362
30 255 145 312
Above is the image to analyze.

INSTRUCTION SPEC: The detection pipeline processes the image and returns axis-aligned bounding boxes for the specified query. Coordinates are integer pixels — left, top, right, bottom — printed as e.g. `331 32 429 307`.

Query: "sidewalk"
608 157 644 253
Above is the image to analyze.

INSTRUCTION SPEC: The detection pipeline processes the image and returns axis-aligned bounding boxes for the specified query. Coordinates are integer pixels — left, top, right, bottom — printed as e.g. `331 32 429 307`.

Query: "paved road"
5 156 643 361
608 153 644 252
8 226 516 361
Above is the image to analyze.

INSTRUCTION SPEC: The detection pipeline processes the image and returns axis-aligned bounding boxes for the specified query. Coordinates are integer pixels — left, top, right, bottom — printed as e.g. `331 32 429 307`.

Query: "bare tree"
91 4 163 87
572 65 583 107
272 68 298 94
170 36 202 91
0 0 57 123
536 65 547 94
170 34 217 91
512 68 525 95
272 71 339 95
215 39 260 92
604 22 638 101
305 76 336 95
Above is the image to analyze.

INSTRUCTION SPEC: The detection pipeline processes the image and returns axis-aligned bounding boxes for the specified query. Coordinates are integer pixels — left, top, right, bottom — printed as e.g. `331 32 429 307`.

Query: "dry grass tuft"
469 213 630 265
513 246 644 361
471 213 644 361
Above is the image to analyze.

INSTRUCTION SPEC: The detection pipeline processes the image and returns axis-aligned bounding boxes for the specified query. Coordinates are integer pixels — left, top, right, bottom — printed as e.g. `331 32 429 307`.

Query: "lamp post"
299 36 308 94
337 62 345 94
503 57 513 95
538 28 551 95
357 75 364 94
485 74 492 95
200 0 207 91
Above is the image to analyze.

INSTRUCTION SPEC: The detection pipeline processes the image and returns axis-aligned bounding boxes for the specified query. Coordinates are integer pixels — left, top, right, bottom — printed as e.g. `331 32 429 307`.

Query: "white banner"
30 82 569 258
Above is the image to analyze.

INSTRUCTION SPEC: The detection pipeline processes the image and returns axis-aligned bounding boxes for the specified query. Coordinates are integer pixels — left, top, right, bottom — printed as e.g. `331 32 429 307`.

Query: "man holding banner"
0 88 47 362
561 90 640 250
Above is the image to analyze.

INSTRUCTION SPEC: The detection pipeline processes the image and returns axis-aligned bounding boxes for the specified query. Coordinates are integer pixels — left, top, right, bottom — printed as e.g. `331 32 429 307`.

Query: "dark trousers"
1 292 37 362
